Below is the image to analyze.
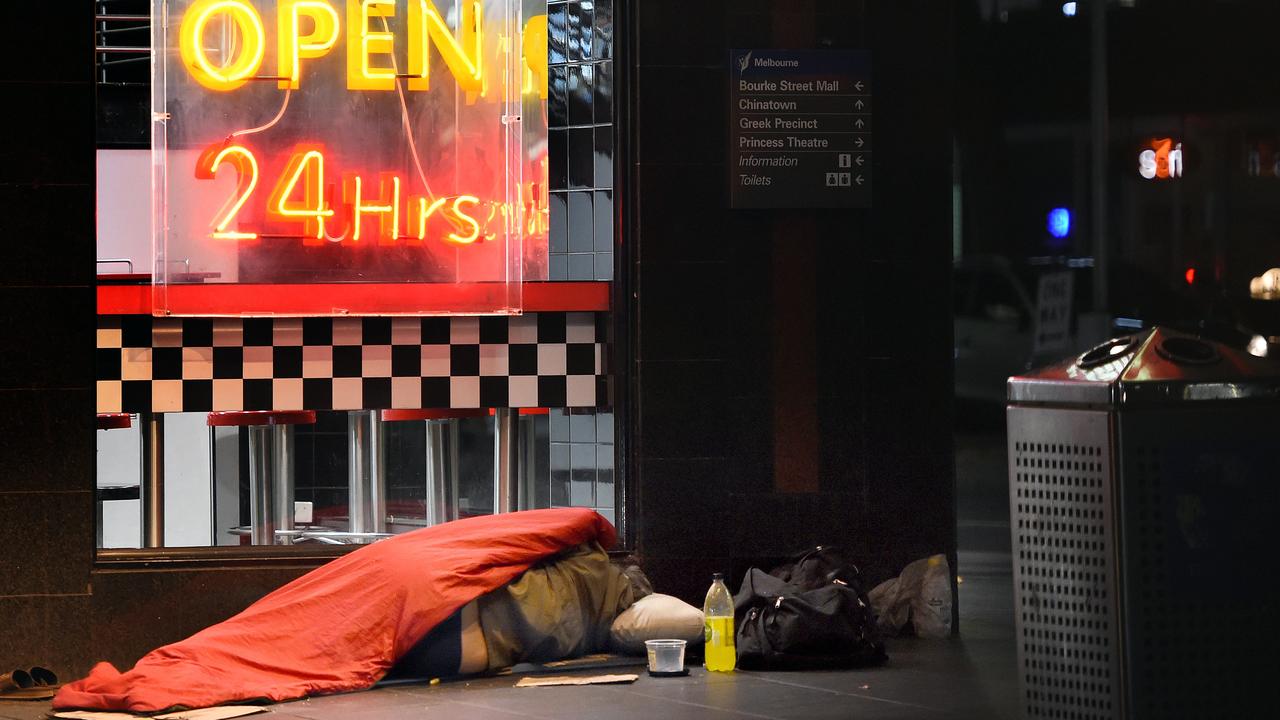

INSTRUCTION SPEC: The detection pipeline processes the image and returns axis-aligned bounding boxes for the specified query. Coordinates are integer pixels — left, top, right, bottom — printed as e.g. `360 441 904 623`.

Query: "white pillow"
609 593 705 654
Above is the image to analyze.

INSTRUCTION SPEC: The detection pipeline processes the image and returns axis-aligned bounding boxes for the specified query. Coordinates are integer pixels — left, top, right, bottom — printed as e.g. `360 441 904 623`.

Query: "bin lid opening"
1077 336 1139 369
1155 336 1221 366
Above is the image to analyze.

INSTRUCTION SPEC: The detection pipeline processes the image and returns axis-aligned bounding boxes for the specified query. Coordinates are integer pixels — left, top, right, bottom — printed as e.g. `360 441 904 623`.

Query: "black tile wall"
636 263 732 362
0 491 93 596
638 554 731 616
634 67 726 166
635 188 731 263
637 361 734 459
1 6 93 84
1 4 113 679
549 0 614 281
0 185 95 286
627 0 957 605
0 388 95 492
547 409 615 524
0 84 95 184
593 191 613 252
0 287 95 386
636 457 734 555
0 594 94 679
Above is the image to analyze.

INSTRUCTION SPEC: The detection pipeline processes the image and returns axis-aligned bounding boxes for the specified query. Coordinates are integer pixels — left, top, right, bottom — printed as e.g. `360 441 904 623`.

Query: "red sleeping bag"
54 508 616 712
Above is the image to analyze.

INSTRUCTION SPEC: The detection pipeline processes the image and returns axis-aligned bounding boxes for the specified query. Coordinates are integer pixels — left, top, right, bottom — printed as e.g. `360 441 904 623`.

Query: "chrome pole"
369 412 387 534
207 426 217 546
247 426 272 545
425 420 447 525
348 411 370 535
494 409 519 513
96 493 105 549
447 420 461 521
518 414 537 510
140 412 165 548
272 424 294 545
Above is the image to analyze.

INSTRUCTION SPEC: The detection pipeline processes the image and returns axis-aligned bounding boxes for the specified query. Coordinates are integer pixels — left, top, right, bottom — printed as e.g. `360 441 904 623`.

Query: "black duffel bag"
733 550 887 670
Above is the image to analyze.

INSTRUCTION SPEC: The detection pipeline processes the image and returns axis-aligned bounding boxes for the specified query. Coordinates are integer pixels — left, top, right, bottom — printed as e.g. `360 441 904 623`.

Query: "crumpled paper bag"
868 554 953 638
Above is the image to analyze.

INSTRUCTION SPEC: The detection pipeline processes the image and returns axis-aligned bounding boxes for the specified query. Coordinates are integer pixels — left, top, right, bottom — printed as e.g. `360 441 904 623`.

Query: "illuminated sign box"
1138 137 1183 180
151 0 547 316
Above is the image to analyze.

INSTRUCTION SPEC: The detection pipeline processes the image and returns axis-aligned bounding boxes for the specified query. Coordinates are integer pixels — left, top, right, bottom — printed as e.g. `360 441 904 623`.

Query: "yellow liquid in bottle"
704 616 736 671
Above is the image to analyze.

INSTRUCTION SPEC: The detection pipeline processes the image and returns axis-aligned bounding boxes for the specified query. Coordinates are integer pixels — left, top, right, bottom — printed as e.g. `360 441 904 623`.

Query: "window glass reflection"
98 409 620 548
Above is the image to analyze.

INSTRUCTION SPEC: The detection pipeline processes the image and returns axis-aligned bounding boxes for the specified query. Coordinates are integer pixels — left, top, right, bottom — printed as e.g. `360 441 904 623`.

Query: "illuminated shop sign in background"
152 0 547 316
1138 137 1183 180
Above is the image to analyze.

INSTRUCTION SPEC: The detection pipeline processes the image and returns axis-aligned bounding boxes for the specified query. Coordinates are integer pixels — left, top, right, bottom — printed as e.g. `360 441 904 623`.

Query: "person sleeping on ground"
387 540 650 680
52 509 691 713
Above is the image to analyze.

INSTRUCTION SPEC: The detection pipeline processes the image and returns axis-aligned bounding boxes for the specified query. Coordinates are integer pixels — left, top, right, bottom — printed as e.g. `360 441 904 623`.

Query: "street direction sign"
730 49 872 209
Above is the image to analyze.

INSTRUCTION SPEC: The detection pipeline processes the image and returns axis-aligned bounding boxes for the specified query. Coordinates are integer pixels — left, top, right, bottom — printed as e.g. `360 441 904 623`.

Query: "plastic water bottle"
703 572 736 672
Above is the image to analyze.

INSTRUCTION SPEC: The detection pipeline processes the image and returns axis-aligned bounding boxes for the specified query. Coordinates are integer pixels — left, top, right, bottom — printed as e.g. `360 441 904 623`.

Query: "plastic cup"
644 639 687 674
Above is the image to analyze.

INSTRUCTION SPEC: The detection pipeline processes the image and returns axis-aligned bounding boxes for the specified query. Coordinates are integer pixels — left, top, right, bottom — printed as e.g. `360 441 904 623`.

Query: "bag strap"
793 545 862 573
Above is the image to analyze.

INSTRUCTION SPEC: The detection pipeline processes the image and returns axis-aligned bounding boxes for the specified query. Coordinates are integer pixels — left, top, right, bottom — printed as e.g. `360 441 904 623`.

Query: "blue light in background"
1047 208 1072 239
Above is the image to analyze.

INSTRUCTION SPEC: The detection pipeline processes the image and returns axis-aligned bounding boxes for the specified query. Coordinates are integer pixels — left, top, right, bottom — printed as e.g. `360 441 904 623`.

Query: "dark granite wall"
0 3 98 676
622 0 957 604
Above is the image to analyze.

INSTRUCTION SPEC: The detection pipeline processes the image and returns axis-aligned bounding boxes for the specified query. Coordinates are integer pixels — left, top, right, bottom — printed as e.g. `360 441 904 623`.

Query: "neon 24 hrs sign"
153 0 542 314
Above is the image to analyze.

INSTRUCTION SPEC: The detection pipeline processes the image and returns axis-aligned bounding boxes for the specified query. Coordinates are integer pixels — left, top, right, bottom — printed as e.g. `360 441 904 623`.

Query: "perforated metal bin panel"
1115 405 1278 720
1008 406 1122 720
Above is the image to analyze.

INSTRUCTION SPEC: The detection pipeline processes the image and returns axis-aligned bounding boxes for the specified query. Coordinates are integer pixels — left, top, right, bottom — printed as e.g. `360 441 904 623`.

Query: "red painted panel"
97 282 610 315
207 411 318 427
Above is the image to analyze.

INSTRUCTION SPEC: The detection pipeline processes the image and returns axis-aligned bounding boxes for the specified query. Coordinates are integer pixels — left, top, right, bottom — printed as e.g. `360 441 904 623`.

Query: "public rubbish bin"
1006 327 1280 720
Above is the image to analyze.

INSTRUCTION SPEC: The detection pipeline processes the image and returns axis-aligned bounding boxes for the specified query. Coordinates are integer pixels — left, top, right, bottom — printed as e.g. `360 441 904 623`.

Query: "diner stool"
207 411 316 545
346 410 384 539
379 409 491 528
95 413 143 548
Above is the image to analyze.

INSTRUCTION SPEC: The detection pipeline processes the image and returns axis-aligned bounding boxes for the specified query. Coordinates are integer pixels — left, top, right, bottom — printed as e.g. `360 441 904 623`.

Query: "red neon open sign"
152 0 542 317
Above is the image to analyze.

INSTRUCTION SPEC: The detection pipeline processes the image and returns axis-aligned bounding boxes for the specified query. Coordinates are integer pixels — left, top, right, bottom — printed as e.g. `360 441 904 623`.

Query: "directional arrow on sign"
855 81 865 91
855 99 865 110
855 175 865 185
855 118 865 129
855 137 865 148
855 155 865 167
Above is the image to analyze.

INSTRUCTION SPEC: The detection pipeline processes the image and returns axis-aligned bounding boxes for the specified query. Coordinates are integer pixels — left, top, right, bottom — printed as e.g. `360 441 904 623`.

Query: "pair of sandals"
0 667 59 700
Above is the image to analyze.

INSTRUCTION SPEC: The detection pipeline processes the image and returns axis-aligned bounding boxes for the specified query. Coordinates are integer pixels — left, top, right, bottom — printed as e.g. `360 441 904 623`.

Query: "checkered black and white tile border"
97 313 608 413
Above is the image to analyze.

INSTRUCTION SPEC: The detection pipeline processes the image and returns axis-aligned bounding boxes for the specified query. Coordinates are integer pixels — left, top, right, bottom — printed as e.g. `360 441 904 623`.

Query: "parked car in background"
952 252 1280 404
954 256 1041 404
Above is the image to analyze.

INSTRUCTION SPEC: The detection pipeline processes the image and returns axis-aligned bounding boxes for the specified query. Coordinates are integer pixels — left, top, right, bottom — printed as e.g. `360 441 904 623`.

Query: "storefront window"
96 0 620 551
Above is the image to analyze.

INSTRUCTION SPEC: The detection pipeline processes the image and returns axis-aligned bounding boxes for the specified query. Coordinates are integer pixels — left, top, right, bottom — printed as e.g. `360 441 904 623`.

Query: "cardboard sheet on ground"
153 707 266 720
515 674 639 688
54 707 265 720
495 653 646 676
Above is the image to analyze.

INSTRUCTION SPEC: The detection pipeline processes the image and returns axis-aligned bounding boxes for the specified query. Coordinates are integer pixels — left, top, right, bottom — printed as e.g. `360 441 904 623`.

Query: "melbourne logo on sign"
152 0 547 316
736 51 803 74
